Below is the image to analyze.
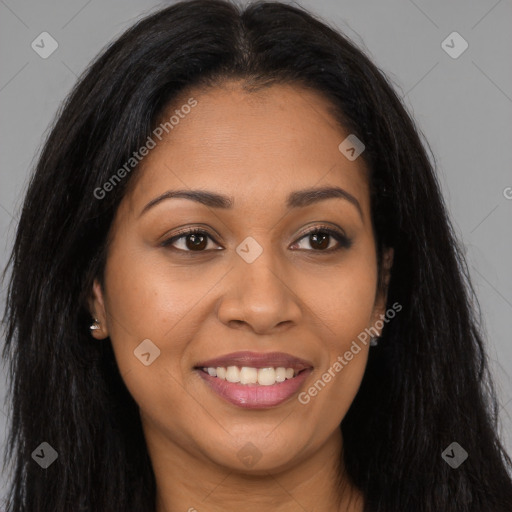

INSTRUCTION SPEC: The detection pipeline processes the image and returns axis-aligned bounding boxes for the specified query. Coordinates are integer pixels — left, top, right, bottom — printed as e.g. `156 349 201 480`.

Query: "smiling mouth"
195 366 312 408
199 365 305 386
193 350 313 408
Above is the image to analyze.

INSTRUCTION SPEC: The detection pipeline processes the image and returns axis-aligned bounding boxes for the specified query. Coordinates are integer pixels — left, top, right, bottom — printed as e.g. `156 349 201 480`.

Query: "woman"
2 0 511 510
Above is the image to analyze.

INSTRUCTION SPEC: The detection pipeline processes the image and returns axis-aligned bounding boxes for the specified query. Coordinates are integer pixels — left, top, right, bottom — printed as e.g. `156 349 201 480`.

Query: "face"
90 81 393 474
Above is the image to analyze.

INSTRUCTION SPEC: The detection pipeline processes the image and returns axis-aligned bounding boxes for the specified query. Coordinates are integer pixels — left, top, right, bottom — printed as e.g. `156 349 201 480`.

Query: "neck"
145 421 364 512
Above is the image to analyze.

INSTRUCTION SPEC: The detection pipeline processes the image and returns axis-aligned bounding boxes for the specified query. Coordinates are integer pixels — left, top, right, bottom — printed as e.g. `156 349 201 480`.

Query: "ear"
88 278 109 339
371 247 394 334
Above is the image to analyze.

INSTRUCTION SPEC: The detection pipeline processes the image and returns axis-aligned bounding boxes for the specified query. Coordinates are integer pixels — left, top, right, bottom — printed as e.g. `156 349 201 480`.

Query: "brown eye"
184 232 208 250
161 229 221 252
292 227 352 252
309 232 330 250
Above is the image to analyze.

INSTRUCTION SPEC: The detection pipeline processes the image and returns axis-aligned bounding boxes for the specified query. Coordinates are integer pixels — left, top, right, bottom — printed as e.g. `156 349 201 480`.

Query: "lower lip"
197 369 312 409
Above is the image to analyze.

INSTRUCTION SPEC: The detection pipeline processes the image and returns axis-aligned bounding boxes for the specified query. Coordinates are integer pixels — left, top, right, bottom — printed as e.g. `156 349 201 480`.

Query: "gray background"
0 0 511 503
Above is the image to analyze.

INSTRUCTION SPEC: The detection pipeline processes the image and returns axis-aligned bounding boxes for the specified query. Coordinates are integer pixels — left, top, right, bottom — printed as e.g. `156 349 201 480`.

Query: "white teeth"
240 367 258 384
226 366 240 383
257 367 276 386
275 367 286 382
203 365 299 385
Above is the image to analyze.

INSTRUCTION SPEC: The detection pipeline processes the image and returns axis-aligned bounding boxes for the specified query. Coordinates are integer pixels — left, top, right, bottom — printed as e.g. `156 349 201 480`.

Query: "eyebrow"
138 186 363 220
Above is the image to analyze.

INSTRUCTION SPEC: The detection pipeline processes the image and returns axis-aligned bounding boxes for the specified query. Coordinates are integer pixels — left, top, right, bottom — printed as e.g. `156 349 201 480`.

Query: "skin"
90 80 393 512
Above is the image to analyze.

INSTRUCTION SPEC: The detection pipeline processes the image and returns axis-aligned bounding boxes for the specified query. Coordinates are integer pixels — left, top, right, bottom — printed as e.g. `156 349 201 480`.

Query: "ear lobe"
89 278 109 339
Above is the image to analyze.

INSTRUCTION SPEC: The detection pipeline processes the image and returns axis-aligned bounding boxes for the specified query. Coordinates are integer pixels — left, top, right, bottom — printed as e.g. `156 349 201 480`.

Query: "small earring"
89 318 100 331
370 336 380 347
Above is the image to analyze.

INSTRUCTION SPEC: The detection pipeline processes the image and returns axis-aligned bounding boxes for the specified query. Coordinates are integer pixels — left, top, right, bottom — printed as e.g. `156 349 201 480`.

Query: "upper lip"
195 351 313 371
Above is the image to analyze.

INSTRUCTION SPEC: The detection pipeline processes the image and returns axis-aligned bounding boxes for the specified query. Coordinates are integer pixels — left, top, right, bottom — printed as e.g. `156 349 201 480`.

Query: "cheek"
301 249 378 344
105 252 193 325
296 249 377 416
101 247 215 428
101 243 225 372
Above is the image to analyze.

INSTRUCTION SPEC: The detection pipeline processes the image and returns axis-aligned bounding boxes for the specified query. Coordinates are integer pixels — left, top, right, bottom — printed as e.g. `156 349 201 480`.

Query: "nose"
216 248 303 335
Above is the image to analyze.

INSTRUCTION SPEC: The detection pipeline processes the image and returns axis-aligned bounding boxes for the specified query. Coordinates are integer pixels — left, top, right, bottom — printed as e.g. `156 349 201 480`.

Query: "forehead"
124 81 370 217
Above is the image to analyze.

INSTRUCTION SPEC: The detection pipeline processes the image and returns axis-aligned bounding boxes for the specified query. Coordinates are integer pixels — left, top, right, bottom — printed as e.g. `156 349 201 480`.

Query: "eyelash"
160 225 352 254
